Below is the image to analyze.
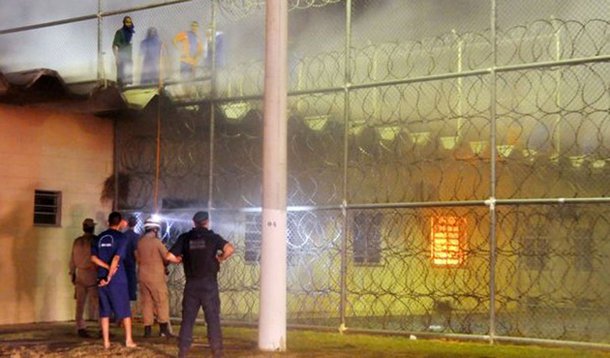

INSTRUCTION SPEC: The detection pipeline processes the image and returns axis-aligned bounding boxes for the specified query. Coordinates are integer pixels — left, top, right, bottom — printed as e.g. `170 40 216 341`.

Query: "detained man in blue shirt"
91 211 137 349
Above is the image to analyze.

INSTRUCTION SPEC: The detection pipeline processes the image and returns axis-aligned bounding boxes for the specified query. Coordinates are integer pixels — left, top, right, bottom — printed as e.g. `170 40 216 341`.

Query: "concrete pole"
258 0 288 352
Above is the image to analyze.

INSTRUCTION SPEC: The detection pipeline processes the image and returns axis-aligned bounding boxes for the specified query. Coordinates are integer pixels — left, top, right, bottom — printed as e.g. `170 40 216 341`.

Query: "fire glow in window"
430 216 467 267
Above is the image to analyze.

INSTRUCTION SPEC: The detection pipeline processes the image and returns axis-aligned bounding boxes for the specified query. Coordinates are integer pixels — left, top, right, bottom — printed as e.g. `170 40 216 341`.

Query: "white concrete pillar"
258 0 288 352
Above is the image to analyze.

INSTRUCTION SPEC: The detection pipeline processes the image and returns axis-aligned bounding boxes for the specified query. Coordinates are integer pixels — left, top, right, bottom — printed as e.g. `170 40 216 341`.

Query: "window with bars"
244 213 261 263
244 212 311 265
521 233 549 270
430 215 467 267
34 190 61 226
573 229 593 272
352 212 382 265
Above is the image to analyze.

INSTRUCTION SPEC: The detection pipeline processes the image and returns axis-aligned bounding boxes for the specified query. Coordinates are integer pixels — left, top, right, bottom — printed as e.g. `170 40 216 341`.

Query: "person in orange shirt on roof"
173 21 204 81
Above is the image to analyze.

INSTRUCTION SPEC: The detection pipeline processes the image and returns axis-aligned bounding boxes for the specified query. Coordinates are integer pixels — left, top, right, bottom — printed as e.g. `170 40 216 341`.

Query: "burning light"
376 125 401 141
496 144 514 158
220 101 250 121
430 216 467 267
304 114 329 131
409 131 430 146
440 136 459 150
469 141 487 156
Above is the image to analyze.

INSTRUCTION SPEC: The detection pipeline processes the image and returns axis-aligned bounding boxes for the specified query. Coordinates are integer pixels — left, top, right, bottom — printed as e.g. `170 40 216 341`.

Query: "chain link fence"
2 0 608 347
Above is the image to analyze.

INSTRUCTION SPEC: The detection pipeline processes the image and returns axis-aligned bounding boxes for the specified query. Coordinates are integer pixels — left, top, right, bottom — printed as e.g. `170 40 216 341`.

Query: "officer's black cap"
193 211 209 223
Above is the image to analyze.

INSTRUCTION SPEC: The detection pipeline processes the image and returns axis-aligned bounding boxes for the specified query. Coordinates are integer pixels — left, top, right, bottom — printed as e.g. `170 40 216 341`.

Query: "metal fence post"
339 0 353 332
488 0 498 344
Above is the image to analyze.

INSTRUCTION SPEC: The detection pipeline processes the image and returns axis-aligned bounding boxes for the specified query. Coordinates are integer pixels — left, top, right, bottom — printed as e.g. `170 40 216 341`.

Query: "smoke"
0 0 607 83
0 0 95 30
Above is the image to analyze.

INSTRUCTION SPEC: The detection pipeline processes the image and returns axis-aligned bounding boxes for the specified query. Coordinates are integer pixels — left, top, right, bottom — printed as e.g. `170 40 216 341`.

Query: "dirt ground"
0 321 271 358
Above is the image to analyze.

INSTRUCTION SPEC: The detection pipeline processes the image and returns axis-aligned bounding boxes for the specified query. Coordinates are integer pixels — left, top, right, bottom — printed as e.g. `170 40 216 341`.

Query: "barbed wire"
219 0 342 20
112 7 610 345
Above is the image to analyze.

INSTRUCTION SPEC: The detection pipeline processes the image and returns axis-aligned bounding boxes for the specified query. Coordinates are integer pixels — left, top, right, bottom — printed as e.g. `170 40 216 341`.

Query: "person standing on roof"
139 27 164 85
172 21 204 81
113 16 135 87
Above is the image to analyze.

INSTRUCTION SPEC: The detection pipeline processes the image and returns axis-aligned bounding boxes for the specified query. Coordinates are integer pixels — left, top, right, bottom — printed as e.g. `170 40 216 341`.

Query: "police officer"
69 218 99 338
166 211 234 358
136 217 173 338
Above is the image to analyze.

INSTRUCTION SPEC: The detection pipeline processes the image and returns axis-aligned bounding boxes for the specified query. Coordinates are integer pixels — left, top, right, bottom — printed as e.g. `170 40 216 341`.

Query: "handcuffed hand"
97 275 111 287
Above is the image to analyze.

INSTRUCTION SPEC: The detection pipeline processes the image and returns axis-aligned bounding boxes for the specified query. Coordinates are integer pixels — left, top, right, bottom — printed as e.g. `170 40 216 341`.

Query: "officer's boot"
159 322 175 338
143 325 152 338
178 347 188 358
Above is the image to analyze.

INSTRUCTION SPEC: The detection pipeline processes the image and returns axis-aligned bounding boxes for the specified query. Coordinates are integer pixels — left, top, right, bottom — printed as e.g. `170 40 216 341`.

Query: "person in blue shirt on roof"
139 27 164 85
91 211 137 349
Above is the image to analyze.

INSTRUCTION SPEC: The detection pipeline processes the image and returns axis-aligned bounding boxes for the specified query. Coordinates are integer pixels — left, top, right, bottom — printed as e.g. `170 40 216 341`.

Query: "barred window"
244 212 310 265
244 213 261 263
430 215 467 267
352 212 382 265
521 234 549 270
34 190 61 226
573 231 593 272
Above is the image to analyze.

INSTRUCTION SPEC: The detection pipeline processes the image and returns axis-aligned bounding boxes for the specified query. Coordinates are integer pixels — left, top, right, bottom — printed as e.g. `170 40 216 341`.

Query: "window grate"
352 212 382 265
34 190 61 226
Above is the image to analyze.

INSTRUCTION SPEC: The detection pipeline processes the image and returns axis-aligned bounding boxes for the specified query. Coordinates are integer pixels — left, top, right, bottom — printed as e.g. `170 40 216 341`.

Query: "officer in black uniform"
166 211 234 358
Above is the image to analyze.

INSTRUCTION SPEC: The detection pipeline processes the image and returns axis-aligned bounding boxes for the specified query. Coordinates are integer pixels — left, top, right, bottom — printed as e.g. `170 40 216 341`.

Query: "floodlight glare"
220 102 250 121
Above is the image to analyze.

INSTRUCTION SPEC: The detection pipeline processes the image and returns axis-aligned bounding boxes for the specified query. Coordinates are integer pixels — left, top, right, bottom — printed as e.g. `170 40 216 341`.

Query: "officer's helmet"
143 217 161 230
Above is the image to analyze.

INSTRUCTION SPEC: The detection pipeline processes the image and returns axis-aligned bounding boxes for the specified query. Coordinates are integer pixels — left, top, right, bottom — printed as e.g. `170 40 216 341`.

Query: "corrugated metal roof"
0 68 131 115
1 68 71 103
3 68 65 89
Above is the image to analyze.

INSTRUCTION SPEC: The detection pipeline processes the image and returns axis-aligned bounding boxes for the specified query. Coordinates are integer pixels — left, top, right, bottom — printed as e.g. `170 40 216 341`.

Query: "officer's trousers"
75 283 98 329
178 277 222 352
74 269 98 330
139 280 170 326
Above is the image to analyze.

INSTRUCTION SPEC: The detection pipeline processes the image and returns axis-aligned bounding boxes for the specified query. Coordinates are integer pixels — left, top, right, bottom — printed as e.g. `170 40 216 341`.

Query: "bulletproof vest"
184 228 220 279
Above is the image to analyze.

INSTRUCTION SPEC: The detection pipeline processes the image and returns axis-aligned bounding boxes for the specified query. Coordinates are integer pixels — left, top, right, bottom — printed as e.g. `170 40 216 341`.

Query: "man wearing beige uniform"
69 218 99 338
136 217 174 338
